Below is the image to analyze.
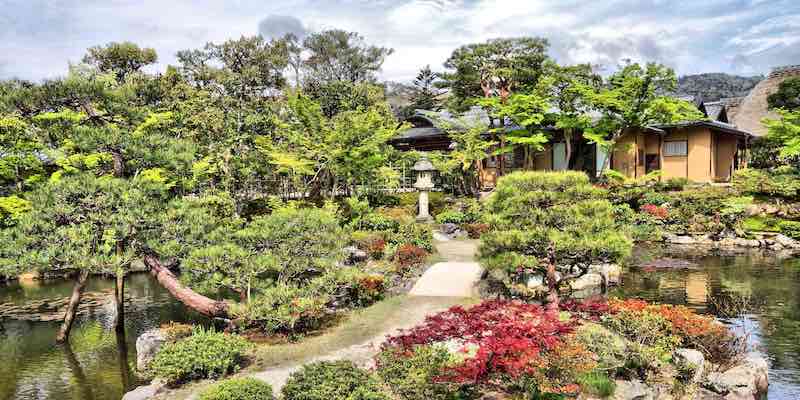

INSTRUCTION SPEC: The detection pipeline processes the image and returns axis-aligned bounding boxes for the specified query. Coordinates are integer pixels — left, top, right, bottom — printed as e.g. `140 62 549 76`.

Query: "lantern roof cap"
412 157 436 172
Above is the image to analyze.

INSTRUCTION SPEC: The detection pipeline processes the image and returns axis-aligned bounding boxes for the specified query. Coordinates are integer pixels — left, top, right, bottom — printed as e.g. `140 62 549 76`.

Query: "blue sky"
1 0 798 82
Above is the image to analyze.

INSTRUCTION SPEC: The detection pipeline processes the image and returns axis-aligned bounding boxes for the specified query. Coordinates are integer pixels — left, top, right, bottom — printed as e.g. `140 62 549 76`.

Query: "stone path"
409 240 483 297
153 238 483 400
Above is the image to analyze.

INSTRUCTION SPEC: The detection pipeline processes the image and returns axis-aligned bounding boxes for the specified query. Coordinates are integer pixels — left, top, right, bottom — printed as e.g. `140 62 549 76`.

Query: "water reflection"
0 273 208 400
617 245 800 400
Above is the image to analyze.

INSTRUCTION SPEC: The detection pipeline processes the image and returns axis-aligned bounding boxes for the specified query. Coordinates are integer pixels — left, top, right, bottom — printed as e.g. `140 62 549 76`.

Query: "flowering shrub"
380 300 582 393
641 204 668 219
393 244 428 273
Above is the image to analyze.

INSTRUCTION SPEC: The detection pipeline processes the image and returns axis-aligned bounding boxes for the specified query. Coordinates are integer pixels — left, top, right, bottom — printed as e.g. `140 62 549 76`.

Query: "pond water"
0 273 207 400
1 247 798 400
616 245 800 399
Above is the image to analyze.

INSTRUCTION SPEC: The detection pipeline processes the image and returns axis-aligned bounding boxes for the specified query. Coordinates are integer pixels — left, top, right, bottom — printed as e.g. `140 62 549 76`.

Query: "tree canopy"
767 77 800 111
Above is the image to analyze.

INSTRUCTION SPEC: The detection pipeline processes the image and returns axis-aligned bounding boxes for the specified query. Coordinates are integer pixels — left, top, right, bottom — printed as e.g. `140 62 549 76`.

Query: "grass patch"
578 371 616 398
250 295 471 369
742 216 781 232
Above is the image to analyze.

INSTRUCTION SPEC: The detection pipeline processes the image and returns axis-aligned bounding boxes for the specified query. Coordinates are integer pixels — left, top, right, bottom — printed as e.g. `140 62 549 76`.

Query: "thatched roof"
730 65 800 136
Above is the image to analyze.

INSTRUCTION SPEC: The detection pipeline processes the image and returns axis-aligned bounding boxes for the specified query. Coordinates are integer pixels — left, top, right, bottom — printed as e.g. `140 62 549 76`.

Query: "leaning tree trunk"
57 270 90 343
143 255 229 318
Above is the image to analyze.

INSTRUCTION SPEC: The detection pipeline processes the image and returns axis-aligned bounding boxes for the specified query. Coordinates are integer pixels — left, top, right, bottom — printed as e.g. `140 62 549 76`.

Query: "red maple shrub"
380 300 584 391
365 238 386 260
464 223 490 239
393 244 428 272
641 204 669 219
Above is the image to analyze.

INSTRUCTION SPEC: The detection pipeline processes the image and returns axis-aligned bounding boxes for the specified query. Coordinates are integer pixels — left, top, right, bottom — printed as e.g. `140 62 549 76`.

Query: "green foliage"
357 212 400 232
440 37 550 111
149 328 251 384
83 41 158 81
577 371 616 398
234 283 329 335
574 323 627 372
391 221 433 251
602 310 681 374
0 195 31 227
281 361 389 400
199 378 275 400
779 220 800 240
481 171 631 299
0 116 44 190
435 210 467 224
767 77 800 111
742 216 781 232
763 109 800 160
733 167 800 200
375 345 456 400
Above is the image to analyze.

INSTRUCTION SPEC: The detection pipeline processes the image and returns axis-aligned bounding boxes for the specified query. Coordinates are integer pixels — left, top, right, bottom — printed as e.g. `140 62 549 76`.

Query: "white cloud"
1 0 798 82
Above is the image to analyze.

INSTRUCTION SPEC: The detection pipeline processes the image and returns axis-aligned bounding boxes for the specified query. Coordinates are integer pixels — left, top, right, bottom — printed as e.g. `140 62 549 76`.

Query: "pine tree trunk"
144 255 229 318
57 270 89 343
544 245 560 314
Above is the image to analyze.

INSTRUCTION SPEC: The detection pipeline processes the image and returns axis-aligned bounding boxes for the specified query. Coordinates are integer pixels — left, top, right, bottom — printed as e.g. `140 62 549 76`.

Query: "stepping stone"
409 262 483 297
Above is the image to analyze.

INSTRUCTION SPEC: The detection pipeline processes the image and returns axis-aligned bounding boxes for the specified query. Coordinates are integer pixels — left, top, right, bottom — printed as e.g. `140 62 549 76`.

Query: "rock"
674 348 705 383
704 352 769 398
526 274 544 290
440 223 460 235
590 263 622 285
732 238 760 248
667 235 696 245
763 204 780 215
136 329 167 371
744 204 762 217
570 273 603 291
773 234 799 249
433 231 451 241
342 246 367 265
122 379 166 400
613 379 653 400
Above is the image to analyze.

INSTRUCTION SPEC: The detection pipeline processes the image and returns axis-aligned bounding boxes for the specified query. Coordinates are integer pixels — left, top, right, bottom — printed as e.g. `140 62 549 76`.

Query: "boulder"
526 274 544 290
136 329 167 371
704 352 769 398
342 246 368 265
667 235 696 245
440 223 460 235
773 234 799 249
570 273 603 291
673 348 705 383
433 231 451 241
122 379 166 400
590 263 622 285
612 379 654 400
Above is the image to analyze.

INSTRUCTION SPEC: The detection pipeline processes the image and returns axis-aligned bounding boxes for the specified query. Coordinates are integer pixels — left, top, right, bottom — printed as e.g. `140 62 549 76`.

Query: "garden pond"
0 245 798 399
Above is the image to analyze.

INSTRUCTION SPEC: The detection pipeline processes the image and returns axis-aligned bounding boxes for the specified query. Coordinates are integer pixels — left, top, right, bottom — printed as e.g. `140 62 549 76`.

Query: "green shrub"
149 328 251 384
375 345 457 400
481 171 631 299
391 221 433 251
0 195 32 227
234 284 329 335
435 210 466 224
658 177 690 191
602 310 681 375
199 378 274 400
779 220 800 240
281 361 389 400
358 213 400 232
577 371 616 398
733 168 800 200
575 323 627 372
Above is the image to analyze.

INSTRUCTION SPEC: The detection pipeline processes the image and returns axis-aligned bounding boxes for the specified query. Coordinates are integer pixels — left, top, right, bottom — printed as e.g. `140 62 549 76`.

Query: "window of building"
663 140 688 157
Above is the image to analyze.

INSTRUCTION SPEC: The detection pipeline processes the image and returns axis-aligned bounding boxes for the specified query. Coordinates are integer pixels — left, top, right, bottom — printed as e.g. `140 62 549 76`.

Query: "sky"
1 0 799 83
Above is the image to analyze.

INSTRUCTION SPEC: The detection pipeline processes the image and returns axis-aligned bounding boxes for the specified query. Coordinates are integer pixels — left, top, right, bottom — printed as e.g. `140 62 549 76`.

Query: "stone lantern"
413 157 436 222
